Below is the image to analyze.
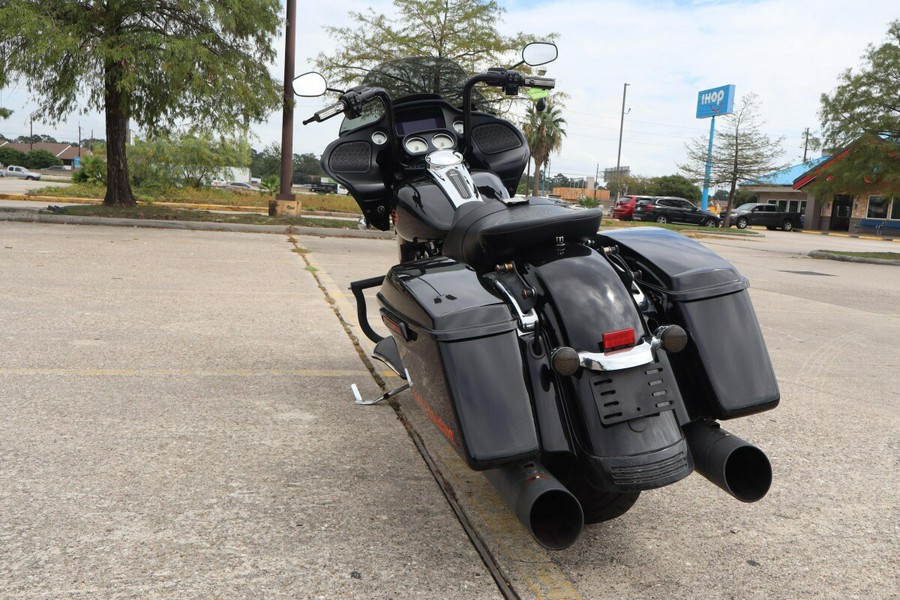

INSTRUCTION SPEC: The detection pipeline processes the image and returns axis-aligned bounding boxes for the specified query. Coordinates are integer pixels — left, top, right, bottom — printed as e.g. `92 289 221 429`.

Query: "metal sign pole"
701 115 716 211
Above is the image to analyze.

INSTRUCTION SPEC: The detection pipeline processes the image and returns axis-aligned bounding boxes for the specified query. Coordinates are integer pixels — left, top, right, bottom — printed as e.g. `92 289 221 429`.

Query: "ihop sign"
696 84 735 118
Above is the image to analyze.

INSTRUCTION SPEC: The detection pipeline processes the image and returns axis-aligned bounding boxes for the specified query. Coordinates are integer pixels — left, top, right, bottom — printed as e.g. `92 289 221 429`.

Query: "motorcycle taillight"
603 328 635 351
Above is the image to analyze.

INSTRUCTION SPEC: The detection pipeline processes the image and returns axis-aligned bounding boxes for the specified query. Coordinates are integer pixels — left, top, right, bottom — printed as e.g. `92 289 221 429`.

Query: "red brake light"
603 328 635 350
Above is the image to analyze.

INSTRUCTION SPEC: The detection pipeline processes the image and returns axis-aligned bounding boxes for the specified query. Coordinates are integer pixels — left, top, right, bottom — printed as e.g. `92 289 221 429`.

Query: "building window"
867 196 897 219
774 199 806 213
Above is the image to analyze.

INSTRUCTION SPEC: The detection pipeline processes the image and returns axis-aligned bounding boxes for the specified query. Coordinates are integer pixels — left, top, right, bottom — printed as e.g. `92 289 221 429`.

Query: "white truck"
1 165 42 180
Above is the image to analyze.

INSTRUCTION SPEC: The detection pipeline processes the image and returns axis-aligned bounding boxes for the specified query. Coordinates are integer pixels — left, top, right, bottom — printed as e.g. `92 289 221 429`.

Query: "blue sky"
1 0 897 183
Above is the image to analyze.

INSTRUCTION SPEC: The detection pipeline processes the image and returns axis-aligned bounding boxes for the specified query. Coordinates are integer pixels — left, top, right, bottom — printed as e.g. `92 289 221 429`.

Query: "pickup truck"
0 165 42 180
724 203 803 231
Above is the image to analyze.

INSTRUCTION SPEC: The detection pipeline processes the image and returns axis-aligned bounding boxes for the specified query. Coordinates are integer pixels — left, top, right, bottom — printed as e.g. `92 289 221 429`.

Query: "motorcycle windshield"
340 57 482 134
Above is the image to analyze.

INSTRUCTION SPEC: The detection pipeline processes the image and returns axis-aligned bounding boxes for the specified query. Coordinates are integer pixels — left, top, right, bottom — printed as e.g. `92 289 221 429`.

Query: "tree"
15 134 56 144
817 19 900 196
129 132 250 189
522 102 566 196
649 174 701 202
0 147 26 167
605 174 654 199
0 2 282 207
293 152 325 184
679 94 786 213
315 0 551 88
23 149 62 170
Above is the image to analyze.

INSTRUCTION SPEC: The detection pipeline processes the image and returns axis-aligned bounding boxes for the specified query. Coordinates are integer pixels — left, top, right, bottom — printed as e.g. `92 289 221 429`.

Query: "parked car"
723 203 803 231
632 196 720 227
612 195 654 220
225 181 256 191
1 165 42 180
44 165 72 172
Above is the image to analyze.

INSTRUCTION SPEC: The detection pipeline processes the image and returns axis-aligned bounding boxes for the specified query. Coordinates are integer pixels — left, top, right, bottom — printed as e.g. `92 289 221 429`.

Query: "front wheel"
735 217 749 229
781 219 793 232
655 215 669 224
701 218 717 227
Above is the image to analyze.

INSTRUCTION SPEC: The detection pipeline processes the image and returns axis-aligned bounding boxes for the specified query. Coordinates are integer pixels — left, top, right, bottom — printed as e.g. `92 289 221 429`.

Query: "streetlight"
615 83 630 199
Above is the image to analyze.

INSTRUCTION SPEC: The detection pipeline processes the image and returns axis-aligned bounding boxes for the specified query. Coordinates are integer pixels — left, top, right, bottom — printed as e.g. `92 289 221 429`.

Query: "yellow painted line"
0 368 368 377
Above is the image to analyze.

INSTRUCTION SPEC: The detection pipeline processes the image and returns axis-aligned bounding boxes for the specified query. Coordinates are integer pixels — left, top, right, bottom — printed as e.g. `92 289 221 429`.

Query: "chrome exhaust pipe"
684 420 772 503
484 461 584 550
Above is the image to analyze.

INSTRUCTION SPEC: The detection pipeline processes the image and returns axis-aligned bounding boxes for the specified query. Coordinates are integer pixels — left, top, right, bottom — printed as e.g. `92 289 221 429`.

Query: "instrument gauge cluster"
402 131 458 157
431 133 455 150
404 137 429 154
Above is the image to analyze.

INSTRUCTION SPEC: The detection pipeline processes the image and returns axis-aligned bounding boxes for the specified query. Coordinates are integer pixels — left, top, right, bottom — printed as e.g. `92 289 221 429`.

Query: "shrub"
72 155 106 183
23 149 63 170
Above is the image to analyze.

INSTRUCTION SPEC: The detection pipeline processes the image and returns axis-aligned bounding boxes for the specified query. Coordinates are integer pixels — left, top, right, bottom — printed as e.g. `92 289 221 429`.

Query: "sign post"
695 84 735 210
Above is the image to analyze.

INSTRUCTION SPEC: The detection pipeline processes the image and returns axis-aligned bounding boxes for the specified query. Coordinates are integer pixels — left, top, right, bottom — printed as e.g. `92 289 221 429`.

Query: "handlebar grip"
523 76 556 89
303 101 345 125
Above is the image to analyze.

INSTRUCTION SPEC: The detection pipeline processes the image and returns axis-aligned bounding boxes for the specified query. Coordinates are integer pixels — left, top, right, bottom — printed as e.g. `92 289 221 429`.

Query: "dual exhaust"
485 421 772 550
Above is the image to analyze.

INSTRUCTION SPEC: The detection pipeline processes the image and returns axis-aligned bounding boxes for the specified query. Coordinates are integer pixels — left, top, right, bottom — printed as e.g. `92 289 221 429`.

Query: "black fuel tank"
393 171 509 243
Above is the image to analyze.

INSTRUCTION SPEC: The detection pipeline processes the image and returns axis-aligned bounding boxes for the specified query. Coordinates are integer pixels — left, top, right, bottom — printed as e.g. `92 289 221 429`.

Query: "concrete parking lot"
1 219 897 599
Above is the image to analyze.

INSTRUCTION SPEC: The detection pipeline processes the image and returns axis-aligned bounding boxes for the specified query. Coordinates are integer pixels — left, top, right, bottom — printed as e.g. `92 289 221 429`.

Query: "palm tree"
522 102 566 196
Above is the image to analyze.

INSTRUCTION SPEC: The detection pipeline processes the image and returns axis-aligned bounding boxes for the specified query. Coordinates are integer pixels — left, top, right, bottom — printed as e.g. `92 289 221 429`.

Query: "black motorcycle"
294 43 779 550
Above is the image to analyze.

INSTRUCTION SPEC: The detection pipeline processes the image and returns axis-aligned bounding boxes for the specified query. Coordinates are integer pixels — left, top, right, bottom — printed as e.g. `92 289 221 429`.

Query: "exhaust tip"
724 444 772 503
528 488 584 551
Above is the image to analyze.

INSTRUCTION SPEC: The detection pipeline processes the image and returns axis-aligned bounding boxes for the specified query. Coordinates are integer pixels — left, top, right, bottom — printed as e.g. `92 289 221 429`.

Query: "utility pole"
593 163 599 203
78 124 82 158
615 83 629 200
273 0 299 216
802 127 810 162
29 114 33 151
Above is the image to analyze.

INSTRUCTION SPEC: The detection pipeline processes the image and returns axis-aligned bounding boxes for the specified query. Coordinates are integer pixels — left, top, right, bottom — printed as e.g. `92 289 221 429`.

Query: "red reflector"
603 328 635 350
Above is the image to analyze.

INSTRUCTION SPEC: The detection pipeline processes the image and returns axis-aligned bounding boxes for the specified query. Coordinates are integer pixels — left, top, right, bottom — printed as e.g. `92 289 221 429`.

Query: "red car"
612 195 654 220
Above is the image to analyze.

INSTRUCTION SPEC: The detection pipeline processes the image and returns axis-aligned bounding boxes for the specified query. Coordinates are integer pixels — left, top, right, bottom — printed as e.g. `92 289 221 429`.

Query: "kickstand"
351 382 410 405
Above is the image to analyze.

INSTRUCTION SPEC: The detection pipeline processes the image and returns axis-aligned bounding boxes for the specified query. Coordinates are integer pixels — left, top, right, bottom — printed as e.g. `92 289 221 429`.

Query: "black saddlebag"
599 227 780 419
377 256 539 469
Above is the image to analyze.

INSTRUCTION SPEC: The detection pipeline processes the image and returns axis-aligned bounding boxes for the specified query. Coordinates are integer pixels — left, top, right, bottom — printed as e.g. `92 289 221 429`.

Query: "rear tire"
655 215 669 224
781 220 793 232
551 462 640 524
570 478 639 524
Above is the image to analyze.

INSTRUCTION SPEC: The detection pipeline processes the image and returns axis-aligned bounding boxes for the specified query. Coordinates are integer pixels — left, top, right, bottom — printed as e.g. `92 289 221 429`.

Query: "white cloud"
2 0 896 182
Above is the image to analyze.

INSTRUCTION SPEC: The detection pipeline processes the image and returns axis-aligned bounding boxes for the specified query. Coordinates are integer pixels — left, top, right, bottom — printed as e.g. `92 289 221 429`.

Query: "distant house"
791 136 899 232
739 156 831 231
0 141 93 168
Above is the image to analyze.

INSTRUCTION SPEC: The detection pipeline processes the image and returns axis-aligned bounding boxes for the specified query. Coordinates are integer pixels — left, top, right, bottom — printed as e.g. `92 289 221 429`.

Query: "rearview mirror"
292 72 327 97
522 42 558 67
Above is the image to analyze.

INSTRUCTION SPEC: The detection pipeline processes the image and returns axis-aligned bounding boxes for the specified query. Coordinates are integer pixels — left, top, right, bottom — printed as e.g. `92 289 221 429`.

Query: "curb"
808 250 900 266
0 210 395 240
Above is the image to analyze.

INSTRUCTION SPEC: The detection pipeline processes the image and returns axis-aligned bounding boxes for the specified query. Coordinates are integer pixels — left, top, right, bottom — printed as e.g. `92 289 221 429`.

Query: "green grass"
44 204 357 229
30 183 363 213
816 250 900 261
600 219 757 235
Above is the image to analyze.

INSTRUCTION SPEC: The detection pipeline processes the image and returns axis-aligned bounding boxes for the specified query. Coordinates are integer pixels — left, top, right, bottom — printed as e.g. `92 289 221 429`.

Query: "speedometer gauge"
432 133 455 150
405 137 428 154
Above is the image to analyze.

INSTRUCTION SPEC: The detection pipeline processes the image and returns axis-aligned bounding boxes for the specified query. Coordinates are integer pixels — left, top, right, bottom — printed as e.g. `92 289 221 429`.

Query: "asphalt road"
1 220 897 599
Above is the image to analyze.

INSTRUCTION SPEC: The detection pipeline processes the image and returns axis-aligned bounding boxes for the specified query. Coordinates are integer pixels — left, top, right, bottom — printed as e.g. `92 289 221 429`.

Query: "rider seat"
442 198 603 271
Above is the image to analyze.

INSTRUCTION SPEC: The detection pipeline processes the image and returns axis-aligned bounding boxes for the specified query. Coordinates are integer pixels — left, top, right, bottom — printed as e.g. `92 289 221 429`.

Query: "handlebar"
302 101 345 125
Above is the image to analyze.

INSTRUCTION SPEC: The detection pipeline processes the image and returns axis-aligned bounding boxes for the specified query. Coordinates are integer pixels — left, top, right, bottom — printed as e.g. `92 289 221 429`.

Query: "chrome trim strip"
493 280 538 333
578 340 656 371
426 150 480 208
